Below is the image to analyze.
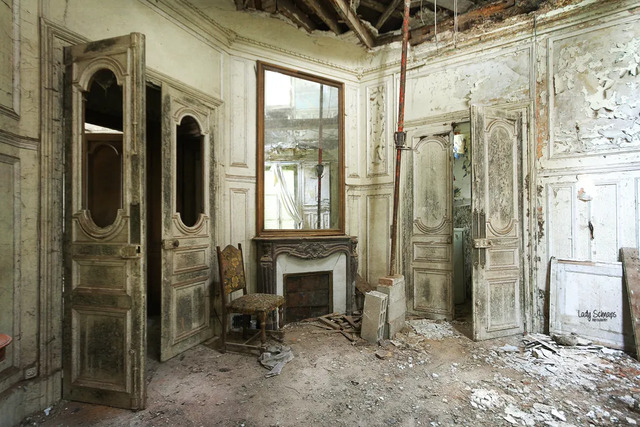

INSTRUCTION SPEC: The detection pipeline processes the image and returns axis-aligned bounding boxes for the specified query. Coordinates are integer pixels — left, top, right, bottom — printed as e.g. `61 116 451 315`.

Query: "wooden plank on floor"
343 315 359 329
318 316 342 330
621 247 640 360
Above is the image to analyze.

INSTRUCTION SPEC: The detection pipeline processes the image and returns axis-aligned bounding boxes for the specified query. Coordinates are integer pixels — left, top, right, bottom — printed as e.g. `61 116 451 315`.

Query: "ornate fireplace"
253 236 358 318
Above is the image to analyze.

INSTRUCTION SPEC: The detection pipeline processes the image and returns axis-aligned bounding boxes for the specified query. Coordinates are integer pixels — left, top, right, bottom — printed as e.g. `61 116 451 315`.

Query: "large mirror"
257 62 344 236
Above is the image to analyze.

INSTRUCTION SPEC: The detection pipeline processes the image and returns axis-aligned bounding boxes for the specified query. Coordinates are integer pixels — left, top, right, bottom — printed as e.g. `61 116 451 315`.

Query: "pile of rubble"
382 319 640 425
468 332 640 425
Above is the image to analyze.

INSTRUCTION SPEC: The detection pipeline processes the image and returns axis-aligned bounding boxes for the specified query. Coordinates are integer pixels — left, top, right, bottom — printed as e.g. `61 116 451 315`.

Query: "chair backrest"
216 243 247 297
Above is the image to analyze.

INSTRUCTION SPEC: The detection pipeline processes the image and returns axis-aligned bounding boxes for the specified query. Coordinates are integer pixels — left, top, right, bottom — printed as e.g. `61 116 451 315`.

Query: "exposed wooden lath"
228 0 545 48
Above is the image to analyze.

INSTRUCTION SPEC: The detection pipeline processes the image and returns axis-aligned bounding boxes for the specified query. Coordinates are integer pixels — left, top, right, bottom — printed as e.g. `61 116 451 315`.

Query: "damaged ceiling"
226 0 548 48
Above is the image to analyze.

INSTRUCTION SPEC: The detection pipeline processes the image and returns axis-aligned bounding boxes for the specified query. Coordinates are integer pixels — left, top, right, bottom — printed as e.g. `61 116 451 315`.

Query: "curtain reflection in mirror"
263 69 340 231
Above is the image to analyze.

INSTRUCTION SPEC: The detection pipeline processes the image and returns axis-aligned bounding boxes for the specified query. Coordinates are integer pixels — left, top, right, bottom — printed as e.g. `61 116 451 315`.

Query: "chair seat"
227 293 285 314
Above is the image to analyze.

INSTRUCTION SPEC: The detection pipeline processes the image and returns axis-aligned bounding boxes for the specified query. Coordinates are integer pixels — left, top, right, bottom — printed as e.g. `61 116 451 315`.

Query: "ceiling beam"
375 0 402 29
277 0 318 32
409 0 475 13
359 0 404 20
328 0 375 48
299 0 342 34
376 0 515 46
262 0 276 12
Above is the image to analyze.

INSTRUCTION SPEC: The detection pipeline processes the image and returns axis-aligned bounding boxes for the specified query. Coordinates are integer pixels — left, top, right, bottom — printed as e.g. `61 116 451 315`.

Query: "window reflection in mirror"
258 62 344 235
83 68 123 228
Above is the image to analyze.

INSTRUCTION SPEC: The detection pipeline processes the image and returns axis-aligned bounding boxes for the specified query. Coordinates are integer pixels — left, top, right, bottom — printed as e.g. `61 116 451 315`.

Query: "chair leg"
221 308 227 354
242 314 250 339
259 311 267 345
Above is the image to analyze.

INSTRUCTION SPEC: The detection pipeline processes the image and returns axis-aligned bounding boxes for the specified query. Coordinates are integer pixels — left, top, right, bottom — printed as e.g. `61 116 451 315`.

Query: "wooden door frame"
401 105 534 334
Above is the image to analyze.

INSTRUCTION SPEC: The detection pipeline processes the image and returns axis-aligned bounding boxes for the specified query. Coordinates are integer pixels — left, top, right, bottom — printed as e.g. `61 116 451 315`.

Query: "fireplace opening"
284 271 333 323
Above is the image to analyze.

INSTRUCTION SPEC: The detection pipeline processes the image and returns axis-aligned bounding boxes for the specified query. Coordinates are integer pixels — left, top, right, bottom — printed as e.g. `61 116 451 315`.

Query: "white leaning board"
549 257 633 351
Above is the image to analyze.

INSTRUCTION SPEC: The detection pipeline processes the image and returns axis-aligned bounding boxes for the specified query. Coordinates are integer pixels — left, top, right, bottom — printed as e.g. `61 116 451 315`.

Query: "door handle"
162 239 180 250
472 209 487 268
472 238 492 249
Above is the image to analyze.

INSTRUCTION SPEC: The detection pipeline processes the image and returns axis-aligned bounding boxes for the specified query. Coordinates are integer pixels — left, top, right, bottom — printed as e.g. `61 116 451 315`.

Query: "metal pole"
389 0 411 276
317 84 324 229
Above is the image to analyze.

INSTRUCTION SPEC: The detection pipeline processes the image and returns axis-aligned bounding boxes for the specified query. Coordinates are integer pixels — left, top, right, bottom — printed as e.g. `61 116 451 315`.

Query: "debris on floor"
19 319 640 427
551 332 593 347
258 344 294 377
305 312 362 342
408 318 458 340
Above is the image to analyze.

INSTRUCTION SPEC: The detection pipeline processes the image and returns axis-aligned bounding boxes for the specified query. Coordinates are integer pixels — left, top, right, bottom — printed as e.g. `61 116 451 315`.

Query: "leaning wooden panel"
621 248 640 359
550 257 633 351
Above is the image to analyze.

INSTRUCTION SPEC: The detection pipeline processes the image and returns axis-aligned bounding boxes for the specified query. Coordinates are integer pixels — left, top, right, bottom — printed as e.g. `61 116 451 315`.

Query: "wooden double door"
404 106 526 340
62 34 217 409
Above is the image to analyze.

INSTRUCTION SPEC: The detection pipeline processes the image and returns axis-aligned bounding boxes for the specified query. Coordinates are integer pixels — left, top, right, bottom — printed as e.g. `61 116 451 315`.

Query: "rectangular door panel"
413 268 452 315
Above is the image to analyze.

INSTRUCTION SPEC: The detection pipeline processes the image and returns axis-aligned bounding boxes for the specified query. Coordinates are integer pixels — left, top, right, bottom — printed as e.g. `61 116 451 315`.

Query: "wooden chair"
216 243 285 353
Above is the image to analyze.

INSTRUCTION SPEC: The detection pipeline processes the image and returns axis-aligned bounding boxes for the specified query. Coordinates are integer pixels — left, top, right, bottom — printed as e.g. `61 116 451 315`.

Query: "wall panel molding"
229 187 250 250
0 130 38 151
346 193 363 274
366 82 390 178
545 183 575 260
365 193 391 284
0 153 21 393
227 184 256 287
346 85 361 179
0 0 20 120
225 174 256 183
229 58 250 169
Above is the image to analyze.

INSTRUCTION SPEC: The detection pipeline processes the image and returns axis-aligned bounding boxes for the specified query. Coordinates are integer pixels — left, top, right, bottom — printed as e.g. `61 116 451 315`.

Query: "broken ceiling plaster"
553 24 640 155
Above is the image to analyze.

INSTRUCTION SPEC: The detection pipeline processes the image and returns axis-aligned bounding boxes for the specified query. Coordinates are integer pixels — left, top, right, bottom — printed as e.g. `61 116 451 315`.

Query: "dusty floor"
20 317 640 427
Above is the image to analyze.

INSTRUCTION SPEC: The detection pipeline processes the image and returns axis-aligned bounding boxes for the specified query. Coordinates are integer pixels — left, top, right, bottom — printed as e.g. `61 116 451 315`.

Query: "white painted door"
159 85 215 361
63 34 146 409
471 106 524 340
407 131 454 319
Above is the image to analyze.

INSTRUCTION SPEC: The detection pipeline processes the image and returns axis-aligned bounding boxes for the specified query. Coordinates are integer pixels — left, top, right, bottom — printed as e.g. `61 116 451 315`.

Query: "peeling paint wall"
537 6 640 333
551 22 640 155
405 48 531 120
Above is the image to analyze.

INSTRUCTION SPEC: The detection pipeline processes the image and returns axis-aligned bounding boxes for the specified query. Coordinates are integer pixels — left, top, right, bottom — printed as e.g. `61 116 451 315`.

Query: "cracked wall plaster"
552 23 640 155
405 49 530 121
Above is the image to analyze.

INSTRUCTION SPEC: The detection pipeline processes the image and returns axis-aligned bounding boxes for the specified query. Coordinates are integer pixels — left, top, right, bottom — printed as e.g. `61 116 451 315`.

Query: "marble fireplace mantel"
253 236 358 315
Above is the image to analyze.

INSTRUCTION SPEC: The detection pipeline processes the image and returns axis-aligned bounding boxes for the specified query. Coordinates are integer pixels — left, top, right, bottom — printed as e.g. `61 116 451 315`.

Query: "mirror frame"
257 61 345 237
